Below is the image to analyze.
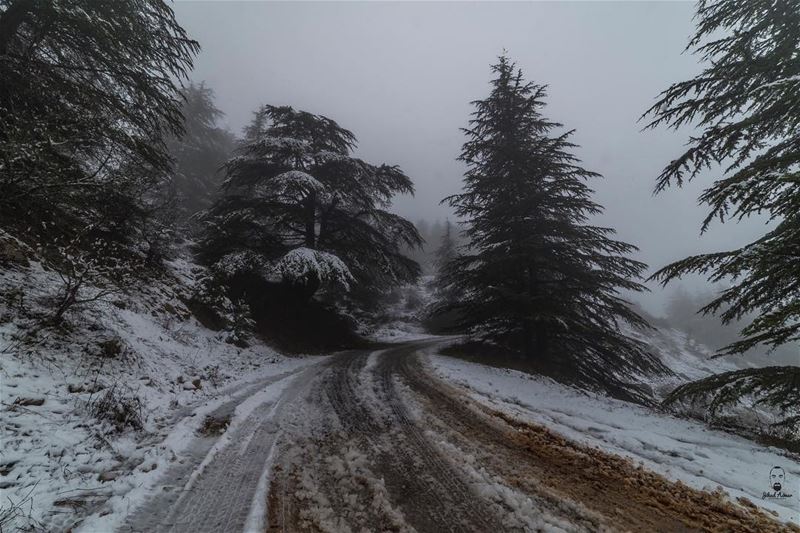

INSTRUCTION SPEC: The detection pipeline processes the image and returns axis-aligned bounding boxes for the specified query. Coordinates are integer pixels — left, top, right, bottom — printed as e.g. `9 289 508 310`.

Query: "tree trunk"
317 198 337 247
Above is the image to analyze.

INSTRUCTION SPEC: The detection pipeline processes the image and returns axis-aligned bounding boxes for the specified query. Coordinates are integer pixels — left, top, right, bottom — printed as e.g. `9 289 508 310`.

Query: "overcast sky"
173 1 771 314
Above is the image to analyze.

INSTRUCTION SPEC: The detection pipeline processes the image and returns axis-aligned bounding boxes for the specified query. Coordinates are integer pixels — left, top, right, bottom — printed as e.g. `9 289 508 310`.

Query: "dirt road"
124 340 797 533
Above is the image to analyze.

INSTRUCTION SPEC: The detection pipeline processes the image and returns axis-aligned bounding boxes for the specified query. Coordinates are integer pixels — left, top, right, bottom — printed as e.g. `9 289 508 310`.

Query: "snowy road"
116 340 796 532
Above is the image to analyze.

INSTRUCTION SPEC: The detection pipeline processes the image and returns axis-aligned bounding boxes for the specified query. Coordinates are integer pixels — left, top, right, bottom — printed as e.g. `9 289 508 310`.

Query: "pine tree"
400 219 430 271
0 0 198 248
166 82 236 220
644 0 800 427
438 57 669 398
429 219 444 249
431 219 460 308
199 105 422 301
416 219 431 243
434 219 457 271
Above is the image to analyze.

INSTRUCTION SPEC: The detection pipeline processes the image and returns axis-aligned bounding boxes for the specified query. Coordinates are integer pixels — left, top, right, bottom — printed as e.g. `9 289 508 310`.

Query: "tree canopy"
165 82 236 220
644 0 800 356
434 220 457 271
199 105 422 300
0 0 198 248
437 57 669 399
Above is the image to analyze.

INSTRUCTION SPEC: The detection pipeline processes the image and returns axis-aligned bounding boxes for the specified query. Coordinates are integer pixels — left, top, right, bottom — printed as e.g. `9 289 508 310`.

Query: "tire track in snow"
267 351 413 532
268 345 507 533
116 339 781 533
119 364 320 533
371 346 506 532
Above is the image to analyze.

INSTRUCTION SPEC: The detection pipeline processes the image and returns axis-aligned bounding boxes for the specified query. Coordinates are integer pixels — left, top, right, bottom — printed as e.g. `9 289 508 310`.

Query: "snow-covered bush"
270 248 353 291
86 385 145 433
211 250 269 280
39 234 144 326
188 260 257 345
226 298 256 348
664 366 800 443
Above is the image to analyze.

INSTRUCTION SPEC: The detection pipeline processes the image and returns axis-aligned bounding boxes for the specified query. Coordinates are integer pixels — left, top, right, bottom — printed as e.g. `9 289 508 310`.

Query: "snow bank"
428 353 800 525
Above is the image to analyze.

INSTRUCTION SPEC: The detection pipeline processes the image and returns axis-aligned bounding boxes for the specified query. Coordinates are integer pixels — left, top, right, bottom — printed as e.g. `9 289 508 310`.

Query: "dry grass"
198 414 230 436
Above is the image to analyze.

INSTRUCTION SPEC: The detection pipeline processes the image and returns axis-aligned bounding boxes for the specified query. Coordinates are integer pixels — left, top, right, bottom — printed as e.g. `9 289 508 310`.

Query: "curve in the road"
118 339 796 533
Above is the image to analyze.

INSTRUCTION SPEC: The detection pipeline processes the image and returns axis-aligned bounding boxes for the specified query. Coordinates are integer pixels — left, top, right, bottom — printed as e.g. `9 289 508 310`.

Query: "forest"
0 1 798 531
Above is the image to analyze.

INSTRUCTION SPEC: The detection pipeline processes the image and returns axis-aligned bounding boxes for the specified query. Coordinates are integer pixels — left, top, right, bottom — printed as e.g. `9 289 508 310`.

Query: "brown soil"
396 348 799 533
168 340 798 533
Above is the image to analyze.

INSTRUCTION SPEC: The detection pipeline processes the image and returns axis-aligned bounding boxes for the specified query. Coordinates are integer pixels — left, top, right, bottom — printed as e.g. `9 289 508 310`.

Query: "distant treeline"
403 219 464 275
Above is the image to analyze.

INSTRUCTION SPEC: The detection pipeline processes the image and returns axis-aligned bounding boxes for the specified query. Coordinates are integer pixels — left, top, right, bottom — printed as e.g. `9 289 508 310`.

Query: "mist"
3 2 798 527
172 1 770 315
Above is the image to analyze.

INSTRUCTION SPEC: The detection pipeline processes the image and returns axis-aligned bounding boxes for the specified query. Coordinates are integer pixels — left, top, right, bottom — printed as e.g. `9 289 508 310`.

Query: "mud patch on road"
268 436 412 533
268 349 508 533
395 347 798 533
492 409 798 533
260 342 797 532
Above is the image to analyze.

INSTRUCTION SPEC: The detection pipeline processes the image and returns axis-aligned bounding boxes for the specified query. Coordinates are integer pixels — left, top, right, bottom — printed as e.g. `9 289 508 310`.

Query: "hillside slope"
0 247 317 531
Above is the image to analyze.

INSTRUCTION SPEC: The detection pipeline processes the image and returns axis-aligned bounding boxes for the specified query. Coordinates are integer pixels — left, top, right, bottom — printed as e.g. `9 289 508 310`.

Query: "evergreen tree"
199 105 421 301
434 219 457 270
416 219 431 243
429 219 444 248
431 219 460 309
438 57 668 397
401 219 430 271
166 82 236 220
644 0 800 427
0 0 198 249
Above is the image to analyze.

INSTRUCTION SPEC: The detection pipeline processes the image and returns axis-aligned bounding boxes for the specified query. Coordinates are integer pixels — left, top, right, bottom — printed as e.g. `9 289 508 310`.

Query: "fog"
174 1 770 314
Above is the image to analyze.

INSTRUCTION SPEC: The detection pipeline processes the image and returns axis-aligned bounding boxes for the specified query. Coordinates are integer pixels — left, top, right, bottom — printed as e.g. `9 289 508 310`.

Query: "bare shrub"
87 385 144 432
48 248 120 323
203 365 223 388
0 483 43 532
97 338 123 359
198 414 230 436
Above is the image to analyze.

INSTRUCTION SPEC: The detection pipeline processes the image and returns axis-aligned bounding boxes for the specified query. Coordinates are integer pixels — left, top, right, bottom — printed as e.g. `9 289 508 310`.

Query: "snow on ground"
77 361 316 533
0 254 319 531
428 351 800 526
624 324 747 396
623 324 798 438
